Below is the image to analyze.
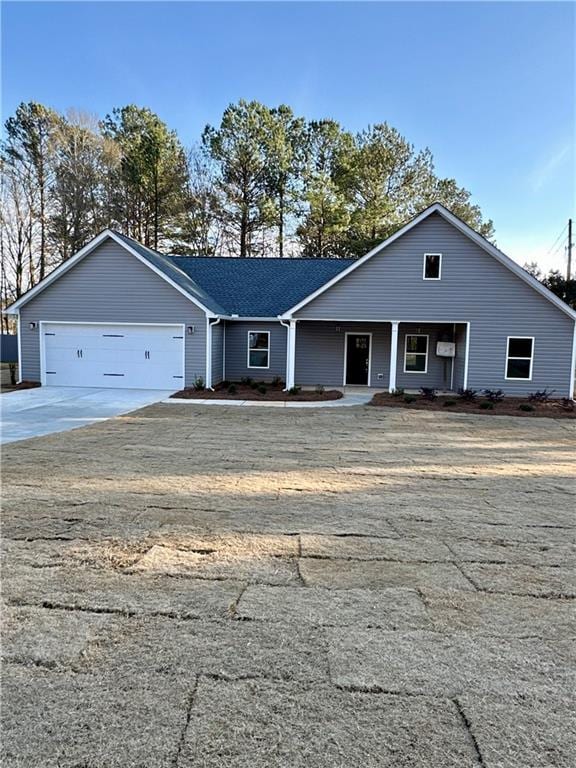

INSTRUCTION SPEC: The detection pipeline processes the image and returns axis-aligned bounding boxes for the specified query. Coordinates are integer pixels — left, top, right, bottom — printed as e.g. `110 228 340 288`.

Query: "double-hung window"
404 334 429 373
248 331 270 369
505 337 534 380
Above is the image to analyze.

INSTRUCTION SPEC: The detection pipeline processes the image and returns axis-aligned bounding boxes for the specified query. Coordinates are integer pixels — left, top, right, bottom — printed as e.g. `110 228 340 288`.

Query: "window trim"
423 253 442 281
505 336 534 381
247 330 271 370
403 333 429 374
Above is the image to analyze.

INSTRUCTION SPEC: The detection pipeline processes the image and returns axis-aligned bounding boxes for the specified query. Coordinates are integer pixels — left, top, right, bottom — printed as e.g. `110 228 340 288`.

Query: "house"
6 204 576 398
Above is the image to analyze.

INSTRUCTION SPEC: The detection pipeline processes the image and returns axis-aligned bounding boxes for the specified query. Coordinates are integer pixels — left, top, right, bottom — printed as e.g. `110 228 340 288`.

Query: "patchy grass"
2 405 575 766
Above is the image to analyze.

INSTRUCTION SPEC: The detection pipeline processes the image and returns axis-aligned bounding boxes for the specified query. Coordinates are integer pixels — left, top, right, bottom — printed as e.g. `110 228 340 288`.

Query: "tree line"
1 98 495 319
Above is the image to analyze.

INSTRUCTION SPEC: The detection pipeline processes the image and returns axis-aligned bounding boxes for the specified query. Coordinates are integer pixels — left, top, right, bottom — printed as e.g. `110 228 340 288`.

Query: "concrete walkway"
0 387 172 444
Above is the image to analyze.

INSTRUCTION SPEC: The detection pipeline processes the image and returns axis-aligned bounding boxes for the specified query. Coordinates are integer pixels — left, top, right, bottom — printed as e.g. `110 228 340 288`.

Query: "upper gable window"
423 253 442 280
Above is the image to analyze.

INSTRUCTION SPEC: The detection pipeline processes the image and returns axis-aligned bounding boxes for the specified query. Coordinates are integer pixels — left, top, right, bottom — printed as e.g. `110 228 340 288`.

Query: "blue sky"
2 1 574 270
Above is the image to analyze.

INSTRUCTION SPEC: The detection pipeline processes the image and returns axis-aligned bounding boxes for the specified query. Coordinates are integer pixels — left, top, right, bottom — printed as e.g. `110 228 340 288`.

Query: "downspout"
206 317 221 391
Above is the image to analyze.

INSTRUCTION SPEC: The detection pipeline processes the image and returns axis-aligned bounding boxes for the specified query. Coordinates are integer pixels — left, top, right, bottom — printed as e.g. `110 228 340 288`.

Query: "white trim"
280 204 576 320
222 321 226 382
389 321 399 393
423 253 442 280
288 320 297 389
5 230 217 317
16 310 22 383
403 333 429 374
38 321 185 387
450 323 456 391
206 317 221 389
343 332 372 386
463 322 471 389
247 330 270 370
504 336 534 381
570 321 576 400
281 317 470 324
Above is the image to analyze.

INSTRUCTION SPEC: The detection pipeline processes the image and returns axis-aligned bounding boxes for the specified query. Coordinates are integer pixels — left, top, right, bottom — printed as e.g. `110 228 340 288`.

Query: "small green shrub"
403 394 416 404
288 386 301 395
193 375 205 391
271 376 282 387
458 388 478 402
227 384 237 395
250 381 259 389
443 399 456 407
257 384 267 394
240 376 252 386
420 387 437 401
221 380 230 389
561 397 575 410
315 384 325 395
479 400 494 410
391 387 405 397
519 403 534 412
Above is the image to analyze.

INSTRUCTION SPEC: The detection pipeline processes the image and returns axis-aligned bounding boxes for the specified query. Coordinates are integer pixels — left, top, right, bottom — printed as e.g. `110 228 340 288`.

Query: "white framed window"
404 334 429 373
423 253 442 280
247 331 270 369
505 336 534 380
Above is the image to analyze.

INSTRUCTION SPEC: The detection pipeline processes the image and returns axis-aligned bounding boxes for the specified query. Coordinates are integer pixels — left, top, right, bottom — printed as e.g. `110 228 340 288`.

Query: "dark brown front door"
345 334 370 385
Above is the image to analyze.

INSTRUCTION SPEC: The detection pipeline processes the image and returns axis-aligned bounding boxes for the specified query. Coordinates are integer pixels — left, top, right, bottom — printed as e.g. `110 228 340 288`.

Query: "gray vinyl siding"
19 239 207 386
211 322 224 385
295 321 390 388
295 213 575 396
396 324 455 391
224 321 287 382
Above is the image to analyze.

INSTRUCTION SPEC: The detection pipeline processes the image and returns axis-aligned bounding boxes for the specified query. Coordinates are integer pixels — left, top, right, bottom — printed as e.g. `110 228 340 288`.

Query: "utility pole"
568 218 573 281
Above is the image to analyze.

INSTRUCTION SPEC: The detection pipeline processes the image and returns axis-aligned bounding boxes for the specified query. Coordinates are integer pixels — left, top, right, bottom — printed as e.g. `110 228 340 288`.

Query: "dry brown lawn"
1 403 575 767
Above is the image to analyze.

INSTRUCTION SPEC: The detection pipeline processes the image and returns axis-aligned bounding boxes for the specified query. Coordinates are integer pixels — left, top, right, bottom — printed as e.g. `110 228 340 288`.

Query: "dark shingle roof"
165 256 354 316
112 232 227 314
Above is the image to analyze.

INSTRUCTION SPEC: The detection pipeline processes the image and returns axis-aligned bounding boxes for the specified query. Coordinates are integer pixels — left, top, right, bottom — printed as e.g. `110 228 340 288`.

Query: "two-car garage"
41 323 185 390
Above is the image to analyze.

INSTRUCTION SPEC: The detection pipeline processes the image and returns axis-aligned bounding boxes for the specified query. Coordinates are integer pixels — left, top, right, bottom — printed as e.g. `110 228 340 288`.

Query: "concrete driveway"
0 387 172 444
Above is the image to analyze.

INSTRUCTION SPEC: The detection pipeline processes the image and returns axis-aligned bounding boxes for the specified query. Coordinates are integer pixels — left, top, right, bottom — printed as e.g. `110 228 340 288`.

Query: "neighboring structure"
0 334 19 387
6 204 576 397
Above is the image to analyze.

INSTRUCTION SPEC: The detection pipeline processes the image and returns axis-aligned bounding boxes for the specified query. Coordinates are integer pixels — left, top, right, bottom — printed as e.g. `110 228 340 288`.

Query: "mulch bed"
369 392 576 418
0 380 41 394
171 382 344 402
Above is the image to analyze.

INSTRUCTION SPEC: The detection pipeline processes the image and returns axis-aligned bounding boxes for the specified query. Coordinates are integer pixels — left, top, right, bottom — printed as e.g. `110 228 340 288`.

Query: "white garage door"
42 323 185 389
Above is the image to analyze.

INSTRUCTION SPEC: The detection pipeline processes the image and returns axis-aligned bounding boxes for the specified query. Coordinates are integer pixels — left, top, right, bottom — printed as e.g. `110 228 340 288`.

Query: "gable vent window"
505 337 534 380
248 331 270 369
423 253 442 280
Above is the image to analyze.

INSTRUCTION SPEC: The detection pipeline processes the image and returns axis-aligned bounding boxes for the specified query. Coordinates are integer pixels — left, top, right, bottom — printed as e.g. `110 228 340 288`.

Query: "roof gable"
6 230 222 316
281 204 576 321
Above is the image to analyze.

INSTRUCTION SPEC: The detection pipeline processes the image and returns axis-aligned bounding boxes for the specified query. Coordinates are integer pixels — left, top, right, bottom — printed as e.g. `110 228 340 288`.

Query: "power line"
544 223 568 258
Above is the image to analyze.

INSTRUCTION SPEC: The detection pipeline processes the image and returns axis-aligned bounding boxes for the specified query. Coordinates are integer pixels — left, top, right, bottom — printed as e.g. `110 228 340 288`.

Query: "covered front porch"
285 320 469 393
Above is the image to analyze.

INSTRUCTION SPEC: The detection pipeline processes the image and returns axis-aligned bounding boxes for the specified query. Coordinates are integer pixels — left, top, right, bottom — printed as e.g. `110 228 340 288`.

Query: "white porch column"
389 321 399 393
286 320 297 390
205 319 213 390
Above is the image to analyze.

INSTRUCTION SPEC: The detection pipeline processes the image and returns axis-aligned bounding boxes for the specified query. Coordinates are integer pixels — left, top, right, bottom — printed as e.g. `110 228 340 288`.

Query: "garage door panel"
42 324 184 389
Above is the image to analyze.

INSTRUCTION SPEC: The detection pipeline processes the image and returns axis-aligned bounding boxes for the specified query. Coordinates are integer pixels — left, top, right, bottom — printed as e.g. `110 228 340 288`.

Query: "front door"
345 334 370 385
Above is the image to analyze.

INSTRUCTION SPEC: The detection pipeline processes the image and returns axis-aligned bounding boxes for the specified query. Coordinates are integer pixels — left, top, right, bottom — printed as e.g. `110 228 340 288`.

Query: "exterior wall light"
187 325 195 335
29 322 37 330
